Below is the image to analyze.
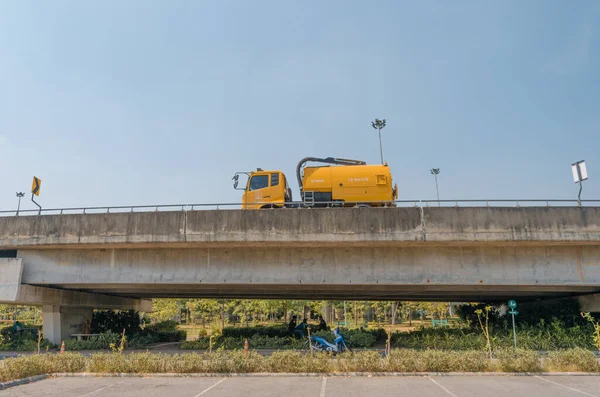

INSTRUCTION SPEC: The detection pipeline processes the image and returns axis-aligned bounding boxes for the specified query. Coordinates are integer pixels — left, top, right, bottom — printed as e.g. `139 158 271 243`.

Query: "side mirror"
234 180 239 189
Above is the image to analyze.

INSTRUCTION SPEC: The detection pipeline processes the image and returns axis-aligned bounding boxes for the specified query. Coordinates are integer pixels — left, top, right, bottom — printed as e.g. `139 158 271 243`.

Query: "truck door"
247 173 270 207
243 172 286 209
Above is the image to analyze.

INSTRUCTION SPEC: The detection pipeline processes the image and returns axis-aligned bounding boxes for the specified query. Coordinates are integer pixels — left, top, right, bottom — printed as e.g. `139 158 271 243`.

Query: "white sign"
572 160 588 183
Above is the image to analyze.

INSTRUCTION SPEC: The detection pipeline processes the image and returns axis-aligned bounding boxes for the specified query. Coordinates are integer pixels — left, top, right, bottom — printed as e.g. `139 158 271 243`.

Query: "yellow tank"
301 163 397 206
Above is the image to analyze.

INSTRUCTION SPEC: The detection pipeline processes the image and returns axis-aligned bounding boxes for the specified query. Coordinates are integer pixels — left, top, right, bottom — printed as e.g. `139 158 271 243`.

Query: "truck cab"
233 169 292 209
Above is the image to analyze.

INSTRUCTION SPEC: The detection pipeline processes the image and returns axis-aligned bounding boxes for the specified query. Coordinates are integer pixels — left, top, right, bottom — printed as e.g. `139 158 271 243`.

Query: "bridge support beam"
1 258 152 344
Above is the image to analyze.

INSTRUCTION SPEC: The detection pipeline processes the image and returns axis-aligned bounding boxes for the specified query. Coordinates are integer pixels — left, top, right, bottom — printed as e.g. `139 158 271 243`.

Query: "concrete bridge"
1 206 600 343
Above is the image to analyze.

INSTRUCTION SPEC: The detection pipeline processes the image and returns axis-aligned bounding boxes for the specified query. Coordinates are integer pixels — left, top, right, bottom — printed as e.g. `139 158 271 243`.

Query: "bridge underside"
42 283 600 302
13 243 600 302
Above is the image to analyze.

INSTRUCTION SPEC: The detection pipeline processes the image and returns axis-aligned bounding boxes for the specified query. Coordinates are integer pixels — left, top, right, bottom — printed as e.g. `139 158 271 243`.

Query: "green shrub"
208 326 380 349
545 348 600 372
227 351 267 372
336 351 384 372
91 310 144 336
2 348 598 382
64 328 186 351
149 330 187 343
0 325 52 351
145 320 178 333
222 325 290 339
0 353 86 382
1 326 40 343
265 351 332 373
495 349 542 372
386 350 490 372
64 331 121 350
180 334 304 350
127 334 160 349
308 329 377 348
369 328 389 342
391 322 596 351
180 338 211 350
344 331 377 348
131 320 186 344
458 301 600 328
0 337 52 352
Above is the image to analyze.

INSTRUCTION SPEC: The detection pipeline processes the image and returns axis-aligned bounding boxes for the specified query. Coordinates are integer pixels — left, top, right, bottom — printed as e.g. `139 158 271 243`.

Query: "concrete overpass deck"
0 206 598 301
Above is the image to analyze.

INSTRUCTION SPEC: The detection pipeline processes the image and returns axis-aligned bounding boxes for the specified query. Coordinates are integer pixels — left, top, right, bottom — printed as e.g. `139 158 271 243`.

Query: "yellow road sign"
31 176 42 196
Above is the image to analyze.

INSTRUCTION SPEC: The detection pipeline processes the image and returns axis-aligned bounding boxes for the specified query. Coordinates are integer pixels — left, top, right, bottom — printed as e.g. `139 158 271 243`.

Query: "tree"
148 299 181 323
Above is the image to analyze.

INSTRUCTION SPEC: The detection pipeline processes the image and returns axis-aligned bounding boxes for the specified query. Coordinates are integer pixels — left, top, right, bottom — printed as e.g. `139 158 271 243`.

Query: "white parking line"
193 377 227 397
319 377 327 397
534 376 599 397
77 380 125 397
426 376 459 397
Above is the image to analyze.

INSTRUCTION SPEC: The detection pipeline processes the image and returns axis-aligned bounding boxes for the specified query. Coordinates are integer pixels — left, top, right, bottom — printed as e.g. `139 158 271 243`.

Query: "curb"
54 371 600 377
0 374 49 390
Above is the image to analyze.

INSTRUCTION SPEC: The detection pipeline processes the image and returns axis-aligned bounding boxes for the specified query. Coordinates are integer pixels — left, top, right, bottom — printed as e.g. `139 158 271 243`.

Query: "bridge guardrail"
1 199 599 217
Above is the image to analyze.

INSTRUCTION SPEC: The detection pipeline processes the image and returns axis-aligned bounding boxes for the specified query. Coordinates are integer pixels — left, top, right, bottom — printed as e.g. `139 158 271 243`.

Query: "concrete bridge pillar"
579 294 600 313
42 305 93 345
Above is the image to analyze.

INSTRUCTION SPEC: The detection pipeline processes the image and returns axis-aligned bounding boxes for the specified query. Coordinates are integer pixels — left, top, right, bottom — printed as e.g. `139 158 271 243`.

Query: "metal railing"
0 199 599 217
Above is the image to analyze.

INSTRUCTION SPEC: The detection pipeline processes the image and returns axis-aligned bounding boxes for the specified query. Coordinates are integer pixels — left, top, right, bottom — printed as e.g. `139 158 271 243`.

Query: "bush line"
1 349 599 384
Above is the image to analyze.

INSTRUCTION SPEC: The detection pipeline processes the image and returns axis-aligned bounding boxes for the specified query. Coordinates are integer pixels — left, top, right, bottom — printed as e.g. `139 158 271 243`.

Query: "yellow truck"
233 157 398 209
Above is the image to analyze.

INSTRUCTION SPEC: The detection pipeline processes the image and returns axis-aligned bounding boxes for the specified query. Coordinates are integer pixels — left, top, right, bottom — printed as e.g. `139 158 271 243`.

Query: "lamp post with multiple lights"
371 118 386 164
430 168 441 206
16 192 25 216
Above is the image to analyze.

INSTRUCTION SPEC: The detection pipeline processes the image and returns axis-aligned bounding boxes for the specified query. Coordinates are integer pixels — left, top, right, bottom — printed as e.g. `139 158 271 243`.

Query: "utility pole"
430 168 441 206
371 118 386 164
16 192 25 216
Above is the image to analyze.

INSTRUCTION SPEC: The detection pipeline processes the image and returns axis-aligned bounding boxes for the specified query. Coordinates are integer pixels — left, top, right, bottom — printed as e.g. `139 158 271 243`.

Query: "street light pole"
371 118 386 164
430 168 440 206
16 192 25 216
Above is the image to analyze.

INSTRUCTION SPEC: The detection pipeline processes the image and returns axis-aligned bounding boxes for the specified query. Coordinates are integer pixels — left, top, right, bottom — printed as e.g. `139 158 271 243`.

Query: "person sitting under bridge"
317 315 328 332
294 318 308 338
288 315 297 335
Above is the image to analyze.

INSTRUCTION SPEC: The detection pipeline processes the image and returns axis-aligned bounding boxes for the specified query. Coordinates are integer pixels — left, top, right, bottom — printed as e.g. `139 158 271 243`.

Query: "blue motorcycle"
304 327 352 353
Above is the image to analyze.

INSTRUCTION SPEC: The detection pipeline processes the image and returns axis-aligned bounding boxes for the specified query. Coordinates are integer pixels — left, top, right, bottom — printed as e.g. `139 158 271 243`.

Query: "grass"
1 349 598 384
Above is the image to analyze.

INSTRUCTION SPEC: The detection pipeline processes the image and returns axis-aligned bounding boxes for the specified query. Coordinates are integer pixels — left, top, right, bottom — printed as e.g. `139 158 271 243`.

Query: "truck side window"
249 175 269 191
271 173 280 187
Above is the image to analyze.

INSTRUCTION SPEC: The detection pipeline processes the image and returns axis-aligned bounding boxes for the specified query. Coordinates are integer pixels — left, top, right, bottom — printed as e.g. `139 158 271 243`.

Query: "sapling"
581 312 600 351
475 306 493 359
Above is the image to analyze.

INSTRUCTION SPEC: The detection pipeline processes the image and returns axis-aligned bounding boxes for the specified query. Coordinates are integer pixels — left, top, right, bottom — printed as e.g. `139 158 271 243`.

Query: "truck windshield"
249 175 269 191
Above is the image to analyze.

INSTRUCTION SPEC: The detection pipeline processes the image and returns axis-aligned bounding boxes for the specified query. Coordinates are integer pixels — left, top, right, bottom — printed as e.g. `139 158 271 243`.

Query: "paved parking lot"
2 375 599 397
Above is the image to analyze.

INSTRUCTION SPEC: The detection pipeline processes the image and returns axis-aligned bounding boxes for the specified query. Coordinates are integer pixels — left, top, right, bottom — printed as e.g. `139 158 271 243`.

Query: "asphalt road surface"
2 375 600 397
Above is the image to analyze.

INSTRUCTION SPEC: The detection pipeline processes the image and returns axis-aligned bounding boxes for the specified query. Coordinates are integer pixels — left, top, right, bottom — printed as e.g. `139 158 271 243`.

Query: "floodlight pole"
430 168 441 206
371 118 386 164
578 182 583 207
16 192 25 216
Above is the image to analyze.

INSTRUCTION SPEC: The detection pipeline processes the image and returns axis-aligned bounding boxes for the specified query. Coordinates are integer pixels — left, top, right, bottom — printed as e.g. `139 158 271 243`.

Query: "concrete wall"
1 207 600 248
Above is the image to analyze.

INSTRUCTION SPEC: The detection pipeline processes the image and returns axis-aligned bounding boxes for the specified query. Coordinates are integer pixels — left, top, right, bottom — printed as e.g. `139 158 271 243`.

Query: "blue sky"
1 1 599 211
